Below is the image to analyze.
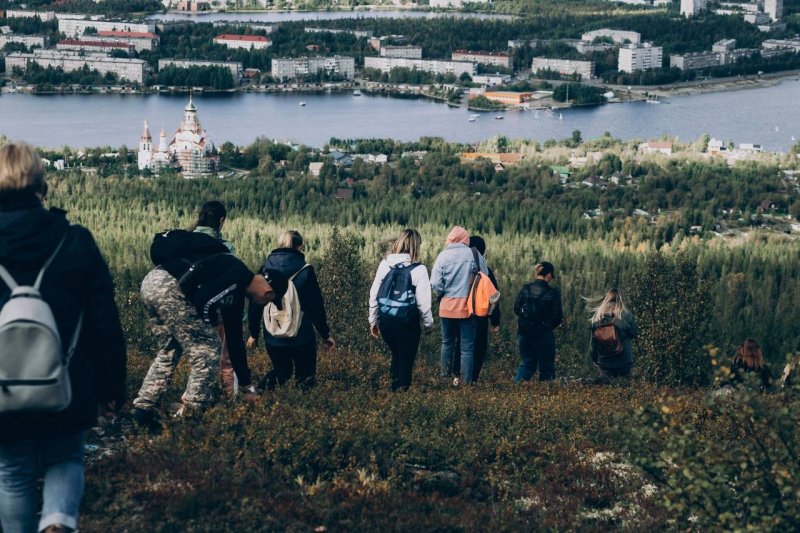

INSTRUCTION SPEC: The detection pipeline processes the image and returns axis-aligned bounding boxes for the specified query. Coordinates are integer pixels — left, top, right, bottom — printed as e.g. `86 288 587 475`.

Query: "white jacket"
368 253 434 328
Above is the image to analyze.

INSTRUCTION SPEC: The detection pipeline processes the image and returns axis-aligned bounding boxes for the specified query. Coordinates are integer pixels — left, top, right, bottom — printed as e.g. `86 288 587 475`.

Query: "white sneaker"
452 377 461 387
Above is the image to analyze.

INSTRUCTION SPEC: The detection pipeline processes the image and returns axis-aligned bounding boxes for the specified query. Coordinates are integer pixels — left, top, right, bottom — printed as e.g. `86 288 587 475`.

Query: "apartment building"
271 56 356 81
57 39 134 55
364 56 476 78
617 42 663 73
669 51 721 70
58 18 156 38
5 10 56 21
6 50 147 83
531 57 595 79
158 59 243 80
213 34 272 50
451 50 512 69
88 31 160 52
762 38 800 52
0 34 47 49
380 46 423 59
680 0 707 17
581 29 641 45
304 27 373 38
765 0 783 20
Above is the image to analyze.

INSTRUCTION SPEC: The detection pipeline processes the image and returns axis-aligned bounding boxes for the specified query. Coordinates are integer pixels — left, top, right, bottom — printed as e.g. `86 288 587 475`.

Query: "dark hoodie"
248 248 330 347
0 196 126 442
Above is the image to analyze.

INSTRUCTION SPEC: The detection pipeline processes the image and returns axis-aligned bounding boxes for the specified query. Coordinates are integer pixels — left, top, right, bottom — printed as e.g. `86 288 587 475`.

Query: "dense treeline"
155 65 235 90
12 62 118 86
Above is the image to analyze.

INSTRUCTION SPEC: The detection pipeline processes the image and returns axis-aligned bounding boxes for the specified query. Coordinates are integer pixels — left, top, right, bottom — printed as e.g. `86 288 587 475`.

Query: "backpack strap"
470 247 481 274
65 311 84 366
0 264 18 290
290 263 311 281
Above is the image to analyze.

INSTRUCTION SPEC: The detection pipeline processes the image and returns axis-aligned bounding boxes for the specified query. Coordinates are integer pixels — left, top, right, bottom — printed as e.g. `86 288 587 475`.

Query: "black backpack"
377 263 420 323
150 229 229 267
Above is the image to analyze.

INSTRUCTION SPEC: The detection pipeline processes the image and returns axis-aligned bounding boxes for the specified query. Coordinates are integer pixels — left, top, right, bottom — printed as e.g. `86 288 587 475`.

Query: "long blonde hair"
391 228 422 262
0 142 45 193
278 230 303 249
734 338 764 370
586 288 628 323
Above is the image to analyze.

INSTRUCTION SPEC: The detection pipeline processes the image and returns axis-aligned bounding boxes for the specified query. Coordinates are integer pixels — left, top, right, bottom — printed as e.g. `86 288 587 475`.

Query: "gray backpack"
0 233 83 413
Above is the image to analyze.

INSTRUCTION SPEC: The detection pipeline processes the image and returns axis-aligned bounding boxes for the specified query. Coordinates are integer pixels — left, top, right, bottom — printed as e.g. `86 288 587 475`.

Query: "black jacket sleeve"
548 288 564 330
247 299 264 340
80 228 127 406
487 267 501 327
223 298 251 387
304 267 331 340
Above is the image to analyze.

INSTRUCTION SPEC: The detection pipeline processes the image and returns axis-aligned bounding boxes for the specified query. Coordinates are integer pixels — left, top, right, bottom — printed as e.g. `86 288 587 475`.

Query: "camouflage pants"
133 268 220 410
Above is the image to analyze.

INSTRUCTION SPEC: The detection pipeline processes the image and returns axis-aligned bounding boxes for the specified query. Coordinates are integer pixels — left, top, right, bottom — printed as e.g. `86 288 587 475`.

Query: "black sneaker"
131 407 161 434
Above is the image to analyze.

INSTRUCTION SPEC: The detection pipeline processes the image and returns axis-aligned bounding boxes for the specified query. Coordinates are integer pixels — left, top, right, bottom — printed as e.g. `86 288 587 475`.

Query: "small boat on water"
468 117 477 122
299 101 306 107
353 89 362 96
494 115 504 120
645 95 661 104
469 113 480 118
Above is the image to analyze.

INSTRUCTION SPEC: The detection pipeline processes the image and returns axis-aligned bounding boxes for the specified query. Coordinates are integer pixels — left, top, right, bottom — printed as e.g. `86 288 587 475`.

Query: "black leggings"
262 341 317 390
380 320 422 391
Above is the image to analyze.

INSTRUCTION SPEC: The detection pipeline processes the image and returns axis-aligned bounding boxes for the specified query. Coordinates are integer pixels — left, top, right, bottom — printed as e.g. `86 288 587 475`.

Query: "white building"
57 39 134 55
158 59 243 80
6 50 147 83
765 0 783 21
271 56 356 81
213 34 272 50
618 42 663 73
680 0 707 17
380 45 423 59
58 18 156 38
0 34 47 49
429 0 491 7
743 11 771 24
364 56 476 78
762 38 800 52
304 27 373 38
532 57 595 79
451 50 512 69
138 96 217 175
88 31 160 52
669 51 721 70
472 73 512 86
5 10 56 21
581 29 641 45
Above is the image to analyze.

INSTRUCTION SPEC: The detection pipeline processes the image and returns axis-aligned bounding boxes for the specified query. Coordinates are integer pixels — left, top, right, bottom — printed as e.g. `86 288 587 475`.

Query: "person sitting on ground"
587 288 638 380
247 230 334 391
513 262 563 383
133 234 286 426
192 200 238 395
369 228 434 391
729 337 773 391
0 142 127 533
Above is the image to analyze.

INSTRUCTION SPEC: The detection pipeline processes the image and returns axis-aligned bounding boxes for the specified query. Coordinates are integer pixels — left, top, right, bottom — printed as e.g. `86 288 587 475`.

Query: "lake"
1 80 799 150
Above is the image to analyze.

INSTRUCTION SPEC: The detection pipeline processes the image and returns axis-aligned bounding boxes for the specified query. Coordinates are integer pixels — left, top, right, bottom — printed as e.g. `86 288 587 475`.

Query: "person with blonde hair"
369 228 433 391
513 261 562 382
587 288 637 379
0 142 127 533
248 230 335 390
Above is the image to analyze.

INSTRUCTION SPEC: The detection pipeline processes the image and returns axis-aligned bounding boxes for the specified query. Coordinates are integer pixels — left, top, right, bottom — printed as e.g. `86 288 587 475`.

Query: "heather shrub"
621 350 800 530
630 251 712 387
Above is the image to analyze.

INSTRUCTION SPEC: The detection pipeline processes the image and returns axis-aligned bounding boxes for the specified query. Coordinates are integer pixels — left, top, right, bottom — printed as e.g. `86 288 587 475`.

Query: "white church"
137 95 218 175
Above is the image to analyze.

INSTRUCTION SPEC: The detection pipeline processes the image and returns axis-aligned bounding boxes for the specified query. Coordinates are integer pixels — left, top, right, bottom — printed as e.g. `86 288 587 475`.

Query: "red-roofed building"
57 39 135 55
79 31 160 52
213 34 272 50
451 50 512 69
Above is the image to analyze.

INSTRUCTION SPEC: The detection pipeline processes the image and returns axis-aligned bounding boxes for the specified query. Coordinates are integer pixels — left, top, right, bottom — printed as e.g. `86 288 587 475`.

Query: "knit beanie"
446 226 469 246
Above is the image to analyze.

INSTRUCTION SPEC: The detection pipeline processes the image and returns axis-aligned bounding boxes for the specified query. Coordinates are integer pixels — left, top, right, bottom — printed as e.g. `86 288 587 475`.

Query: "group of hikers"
0 141 791 532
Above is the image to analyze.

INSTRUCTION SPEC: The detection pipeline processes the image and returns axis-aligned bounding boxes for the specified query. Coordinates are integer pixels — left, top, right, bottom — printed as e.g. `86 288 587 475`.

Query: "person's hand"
491 326 500 334
370 324 381 339
246 336 257 349
323 337 336 351
424 325 434 335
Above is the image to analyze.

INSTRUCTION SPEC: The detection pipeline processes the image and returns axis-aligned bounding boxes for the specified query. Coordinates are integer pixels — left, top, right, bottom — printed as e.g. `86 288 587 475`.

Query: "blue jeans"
0 432 85 533
440 317 478 384
515 332 556 382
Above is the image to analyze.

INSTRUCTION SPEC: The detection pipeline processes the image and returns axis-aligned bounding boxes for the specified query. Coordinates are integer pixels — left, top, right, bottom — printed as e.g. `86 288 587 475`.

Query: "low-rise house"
461 153 523 165
639 141 673 155
308 161 324 176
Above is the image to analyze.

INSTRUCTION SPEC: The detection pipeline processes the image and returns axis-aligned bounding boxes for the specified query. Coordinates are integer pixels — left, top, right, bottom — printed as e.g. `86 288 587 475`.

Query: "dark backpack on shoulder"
593 320 623 356
377 263 420 323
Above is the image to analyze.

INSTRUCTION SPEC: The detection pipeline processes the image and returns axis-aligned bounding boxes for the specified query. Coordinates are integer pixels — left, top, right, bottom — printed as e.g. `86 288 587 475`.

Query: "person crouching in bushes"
0 142 127 533
191 200 238 395
133 244 284 426
247 230 335 391
729 338 773 391
587 288 638 380
431 226 488 386
369 229 434 391
513 262 563 382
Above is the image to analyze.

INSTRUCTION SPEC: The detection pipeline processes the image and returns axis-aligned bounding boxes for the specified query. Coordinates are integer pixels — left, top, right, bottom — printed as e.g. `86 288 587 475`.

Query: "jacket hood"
386 253 412 267
0 206 70 264
263 247 306 276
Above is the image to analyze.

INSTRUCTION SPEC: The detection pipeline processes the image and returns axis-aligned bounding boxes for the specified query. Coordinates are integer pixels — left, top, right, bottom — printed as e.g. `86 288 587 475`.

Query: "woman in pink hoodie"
431 226 488 385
